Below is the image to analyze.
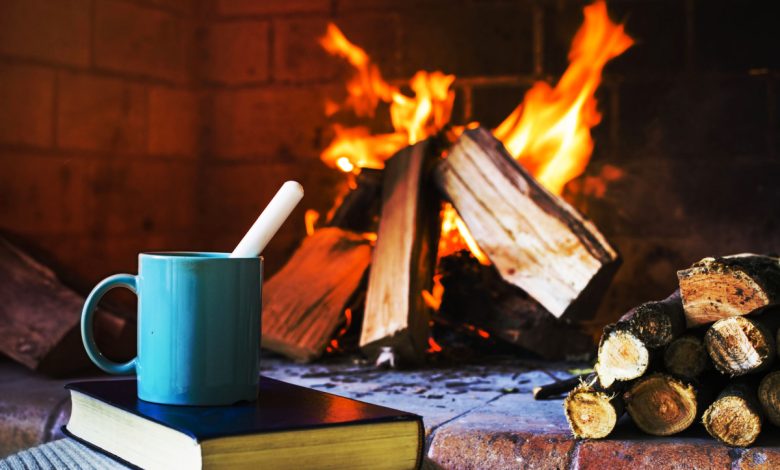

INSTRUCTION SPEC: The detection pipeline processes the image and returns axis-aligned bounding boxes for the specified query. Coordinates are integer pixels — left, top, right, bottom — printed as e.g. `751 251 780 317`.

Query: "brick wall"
1 0 778 324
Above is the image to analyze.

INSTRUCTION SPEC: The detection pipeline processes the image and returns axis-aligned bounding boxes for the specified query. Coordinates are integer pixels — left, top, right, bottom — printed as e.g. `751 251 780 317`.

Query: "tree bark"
433 127 619 319
678 254 780 328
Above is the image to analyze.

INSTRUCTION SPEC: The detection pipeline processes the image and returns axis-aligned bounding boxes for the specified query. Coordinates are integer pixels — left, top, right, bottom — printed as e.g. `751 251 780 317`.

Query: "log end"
595 329 650 387
564 384 620 439
704 316 775 377
759 371 780 427
624 373 698 436
664 335 708 380
703 395 762 447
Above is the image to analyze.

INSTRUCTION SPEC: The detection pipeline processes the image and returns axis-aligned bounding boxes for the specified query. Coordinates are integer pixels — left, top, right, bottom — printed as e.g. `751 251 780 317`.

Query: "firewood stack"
261 127 620 364
562 254 780 447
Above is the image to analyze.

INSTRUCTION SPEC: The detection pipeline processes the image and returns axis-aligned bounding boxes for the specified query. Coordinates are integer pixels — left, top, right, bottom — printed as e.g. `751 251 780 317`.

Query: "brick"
94 0 193 83
576 437 732 469
216 0 329 16
0 64 54 147
204 20 270 84
428 391 575 470
273 17 339 83
0 0 90 66
92 158 198 235
0 152 95 235
211 86 332 159
398 3 534 77
737 447 780 470
146 0 194 14
148 87 199 156
57 72 147 153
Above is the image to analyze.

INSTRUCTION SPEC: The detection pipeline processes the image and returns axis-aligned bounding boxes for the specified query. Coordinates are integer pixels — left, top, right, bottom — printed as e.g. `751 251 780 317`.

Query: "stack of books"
64 377 424 469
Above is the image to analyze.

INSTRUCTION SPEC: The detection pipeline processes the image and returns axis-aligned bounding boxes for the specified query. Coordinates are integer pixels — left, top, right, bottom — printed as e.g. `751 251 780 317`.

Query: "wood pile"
556 254 780 446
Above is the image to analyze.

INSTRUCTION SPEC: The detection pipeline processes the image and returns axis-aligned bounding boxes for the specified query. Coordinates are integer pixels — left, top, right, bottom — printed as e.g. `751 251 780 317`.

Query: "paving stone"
735 439 780 469
427 391 574 470
576 433 733 470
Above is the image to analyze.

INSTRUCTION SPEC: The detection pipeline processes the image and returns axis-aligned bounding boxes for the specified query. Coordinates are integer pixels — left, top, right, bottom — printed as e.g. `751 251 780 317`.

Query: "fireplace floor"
1 356 779 468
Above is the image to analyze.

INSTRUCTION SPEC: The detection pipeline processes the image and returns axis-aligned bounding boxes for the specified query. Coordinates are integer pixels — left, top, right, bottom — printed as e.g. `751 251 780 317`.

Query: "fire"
494 0 633 195
318 1 631 263
319 23 455 173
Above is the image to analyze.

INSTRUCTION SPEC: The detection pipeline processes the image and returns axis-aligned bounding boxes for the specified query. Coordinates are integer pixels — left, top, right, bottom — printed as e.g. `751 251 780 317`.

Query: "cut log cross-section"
678 254 780 328
624 373 698 436
360 140 441 363
758 371 780 427
595 291 685 387
564 374 626 439
262 227 372 362
704 308 780 377
433 127 619 318
702 381 764 447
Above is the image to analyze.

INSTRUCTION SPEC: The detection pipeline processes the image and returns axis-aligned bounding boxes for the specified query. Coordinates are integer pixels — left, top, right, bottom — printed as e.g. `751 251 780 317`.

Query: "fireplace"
1 0 778 362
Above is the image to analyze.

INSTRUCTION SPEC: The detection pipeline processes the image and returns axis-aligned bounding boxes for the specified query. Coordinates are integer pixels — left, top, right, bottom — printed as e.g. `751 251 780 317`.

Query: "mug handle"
81 274 138 375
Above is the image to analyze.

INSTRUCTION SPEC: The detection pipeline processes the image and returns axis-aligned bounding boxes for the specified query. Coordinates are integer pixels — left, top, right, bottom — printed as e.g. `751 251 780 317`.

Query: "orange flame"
319 23 455 172
494 0 633 195
304 209 320 236
318 1 631 265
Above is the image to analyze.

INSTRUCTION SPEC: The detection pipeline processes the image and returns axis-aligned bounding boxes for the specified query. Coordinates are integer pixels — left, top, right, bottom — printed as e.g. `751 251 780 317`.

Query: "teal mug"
81 252 262 406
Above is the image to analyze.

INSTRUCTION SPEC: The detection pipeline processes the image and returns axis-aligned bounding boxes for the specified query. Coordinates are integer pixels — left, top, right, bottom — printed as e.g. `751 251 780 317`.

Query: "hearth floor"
1 356 778 468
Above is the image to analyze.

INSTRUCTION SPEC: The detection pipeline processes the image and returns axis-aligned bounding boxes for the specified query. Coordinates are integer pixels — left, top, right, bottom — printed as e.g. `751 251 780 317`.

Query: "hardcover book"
64 377 423 469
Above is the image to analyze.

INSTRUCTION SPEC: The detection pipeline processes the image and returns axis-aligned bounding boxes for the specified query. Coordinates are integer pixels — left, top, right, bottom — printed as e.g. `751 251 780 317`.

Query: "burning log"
436 251 594 360
563 374 625 439
433 127 619 318
758 371 780 426
703 308 779 377
702 381 763 447
678 254 780 328
663 334 709 380
326 168 383 233
594 292 683 387
360 140 441 363
262 227 372 362
624 373 698 436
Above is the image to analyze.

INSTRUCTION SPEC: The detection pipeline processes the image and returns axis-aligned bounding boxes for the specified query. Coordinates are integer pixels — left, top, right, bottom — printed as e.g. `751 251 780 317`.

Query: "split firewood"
758 370 780 426
0 237 132 374
564 374 625 439
664 334 709 380
594 292 683 387
433 127 619 318
262 227 372 362
702 381 763 447
678 254 780 328
704 307 779 377
624 373 698 436
436 251 594 360
360 140 441 363
326 168 383 233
